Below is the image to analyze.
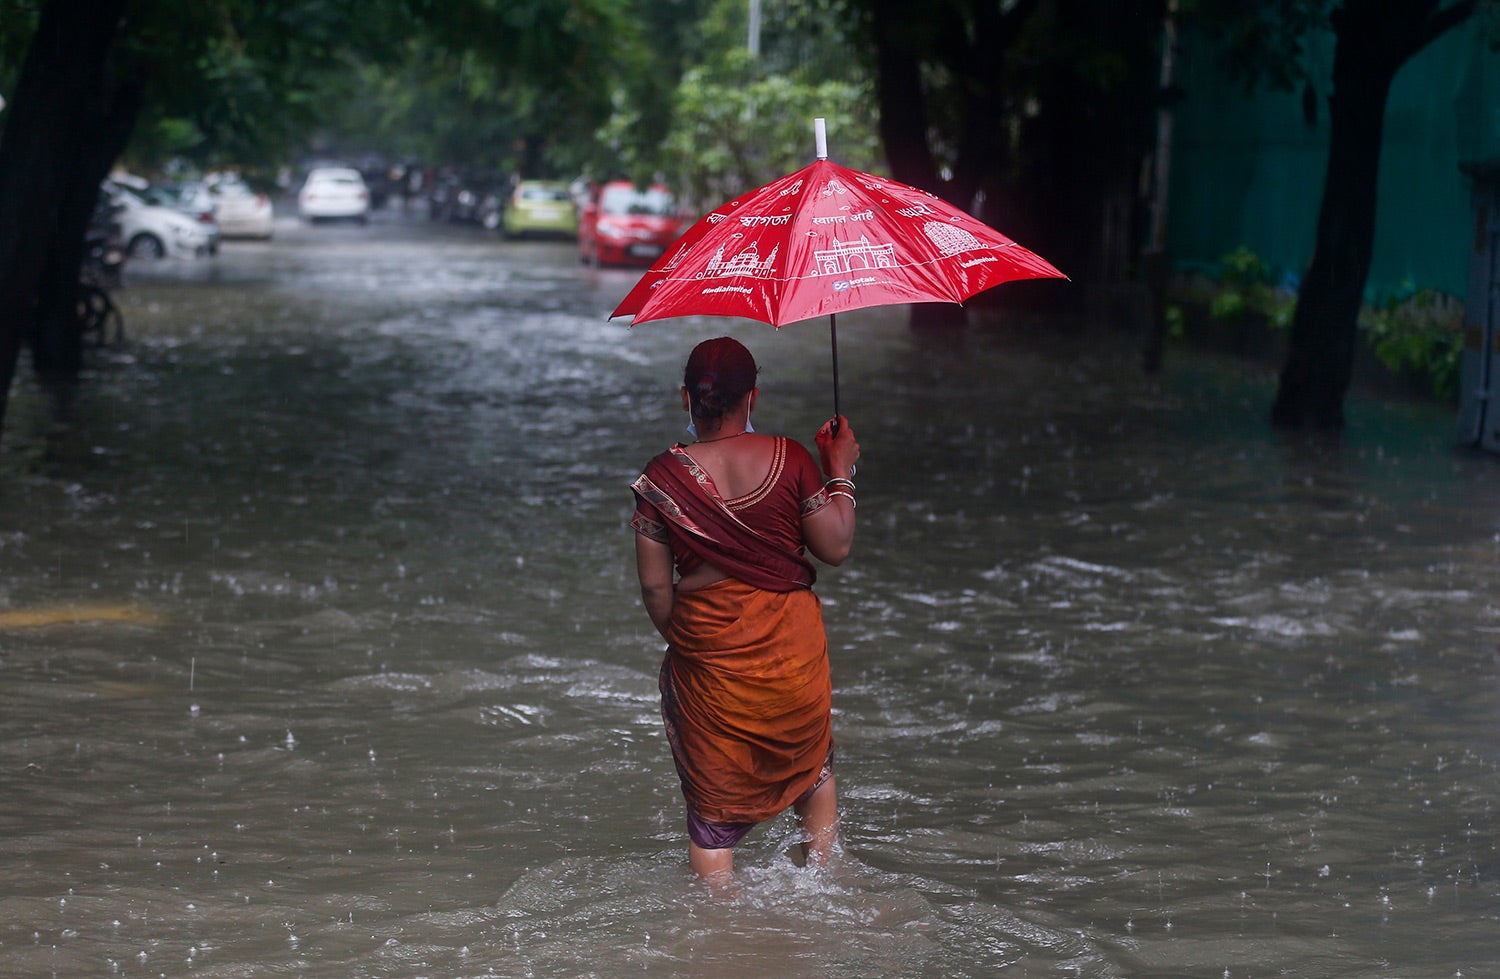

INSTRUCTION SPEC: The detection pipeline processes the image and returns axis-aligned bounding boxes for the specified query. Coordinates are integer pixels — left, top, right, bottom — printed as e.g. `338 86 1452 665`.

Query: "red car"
578 181 686 267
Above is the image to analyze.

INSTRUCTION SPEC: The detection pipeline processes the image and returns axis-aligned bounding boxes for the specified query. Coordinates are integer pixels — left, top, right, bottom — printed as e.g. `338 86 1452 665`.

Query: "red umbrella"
612 119 1067 423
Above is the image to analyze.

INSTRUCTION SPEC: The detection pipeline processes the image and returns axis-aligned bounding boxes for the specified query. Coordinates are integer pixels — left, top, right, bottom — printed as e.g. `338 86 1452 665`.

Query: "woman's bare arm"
803 498 856 565
805 416 861 565
635 533 676 640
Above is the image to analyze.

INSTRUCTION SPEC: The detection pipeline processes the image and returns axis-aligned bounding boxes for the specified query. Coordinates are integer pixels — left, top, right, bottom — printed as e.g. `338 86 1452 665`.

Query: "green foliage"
657 60 881 207
7 0 872 188
633 0 878 207
0 1 41 77
116 0 426 171
1186 250 1464 402
1207 246 1295 331
1360 288 1465 399
417 0 629 172
1164 302 1186 340
1183 0 1332 94
299 41 536 174
86 0 636 177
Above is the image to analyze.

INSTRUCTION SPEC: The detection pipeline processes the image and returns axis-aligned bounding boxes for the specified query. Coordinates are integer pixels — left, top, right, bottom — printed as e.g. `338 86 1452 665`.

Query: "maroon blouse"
630 436 831 592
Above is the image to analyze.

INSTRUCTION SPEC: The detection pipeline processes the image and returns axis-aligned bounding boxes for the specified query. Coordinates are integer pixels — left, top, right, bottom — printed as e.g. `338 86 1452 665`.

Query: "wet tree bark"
0 0 138 438
1270 0 1474 429
865 0 1046 332
864 0 1157 337
868 0 966 332
1270 27 1389 429
867 0 940 195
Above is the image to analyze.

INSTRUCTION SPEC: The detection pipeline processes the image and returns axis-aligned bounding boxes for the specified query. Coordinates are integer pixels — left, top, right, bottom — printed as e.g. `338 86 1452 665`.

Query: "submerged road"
0 208 1496 977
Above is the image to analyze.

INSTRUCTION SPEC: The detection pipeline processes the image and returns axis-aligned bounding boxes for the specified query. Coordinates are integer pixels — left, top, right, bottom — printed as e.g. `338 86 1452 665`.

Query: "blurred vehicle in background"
139 181 221 255
425 169 460 221
427 169 504 229
83 190 127 291
205 173 274 239
77 191 127 345
297 167 370 223
104 181 218 259
455 179 504 231
577 181 685 267
142 182 214 216
503 180 578 239
357 155 396 209
389 160 426 210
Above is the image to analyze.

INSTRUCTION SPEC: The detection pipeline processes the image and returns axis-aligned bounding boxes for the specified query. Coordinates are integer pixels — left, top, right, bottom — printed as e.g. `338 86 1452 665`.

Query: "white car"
297 167 370 223
140 182 221 254
206 174 274 239
104 182 218 259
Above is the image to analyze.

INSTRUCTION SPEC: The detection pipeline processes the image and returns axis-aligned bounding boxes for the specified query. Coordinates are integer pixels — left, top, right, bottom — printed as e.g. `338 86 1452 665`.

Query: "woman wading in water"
630 336 860 881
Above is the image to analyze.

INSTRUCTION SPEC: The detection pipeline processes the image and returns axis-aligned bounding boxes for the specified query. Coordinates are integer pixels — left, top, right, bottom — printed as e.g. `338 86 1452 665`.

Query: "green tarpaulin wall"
1169 20 1500 300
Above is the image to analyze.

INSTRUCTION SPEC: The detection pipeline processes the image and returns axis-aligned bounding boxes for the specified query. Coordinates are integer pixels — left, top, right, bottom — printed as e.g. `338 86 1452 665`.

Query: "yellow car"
502 180 578 239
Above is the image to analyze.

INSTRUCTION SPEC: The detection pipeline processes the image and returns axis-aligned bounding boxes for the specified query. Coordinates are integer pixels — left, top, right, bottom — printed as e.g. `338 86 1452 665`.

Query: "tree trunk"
948 0 1042 217
1142 2 1179 374
865 1 962 334
1271 0 1473 429
867 0 940 194
0 0 134 440
988 0 1158 323
865 0 1047 334
1269 26 1392 428
35 80 137 376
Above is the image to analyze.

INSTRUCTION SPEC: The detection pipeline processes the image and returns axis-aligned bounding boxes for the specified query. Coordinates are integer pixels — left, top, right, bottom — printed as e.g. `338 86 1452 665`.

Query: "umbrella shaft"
830 313 841 435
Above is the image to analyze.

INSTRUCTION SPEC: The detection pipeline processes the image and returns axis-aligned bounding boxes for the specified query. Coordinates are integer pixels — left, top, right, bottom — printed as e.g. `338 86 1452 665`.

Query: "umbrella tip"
814 118 827 160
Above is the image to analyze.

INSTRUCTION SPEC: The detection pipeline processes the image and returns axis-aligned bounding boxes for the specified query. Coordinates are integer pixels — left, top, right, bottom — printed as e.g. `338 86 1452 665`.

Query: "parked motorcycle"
77 192 127 345
427 169 505 230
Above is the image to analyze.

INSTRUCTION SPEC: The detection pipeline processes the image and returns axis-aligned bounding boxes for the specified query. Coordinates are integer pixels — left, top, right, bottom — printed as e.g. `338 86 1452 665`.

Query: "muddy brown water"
1 213 1496 977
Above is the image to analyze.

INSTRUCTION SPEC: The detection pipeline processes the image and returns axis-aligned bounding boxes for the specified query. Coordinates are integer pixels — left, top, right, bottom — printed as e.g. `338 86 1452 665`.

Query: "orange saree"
660 578 832 826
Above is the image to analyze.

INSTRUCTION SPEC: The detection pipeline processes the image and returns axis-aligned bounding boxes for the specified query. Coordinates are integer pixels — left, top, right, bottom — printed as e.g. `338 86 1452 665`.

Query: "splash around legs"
686 776 840 888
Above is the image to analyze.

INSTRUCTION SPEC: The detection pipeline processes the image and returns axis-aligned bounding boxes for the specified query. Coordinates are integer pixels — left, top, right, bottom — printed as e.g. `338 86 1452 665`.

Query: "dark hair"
684 336 758 423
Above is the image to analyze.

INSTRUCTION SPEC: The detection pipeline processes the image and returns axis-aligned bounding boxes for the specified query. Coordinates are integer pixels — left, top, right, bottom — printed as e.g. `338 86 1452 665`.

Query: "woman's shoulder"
638 444 687 476
774 435 819 467
766 436 823 495
744 434 815 471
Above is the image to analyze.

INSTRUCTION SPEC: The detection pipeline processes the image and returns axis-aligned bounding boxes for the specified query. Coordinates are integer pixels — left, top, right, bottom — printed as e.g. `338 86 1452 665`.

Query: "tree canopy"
647 0 881 207
0 0 883 436
3 0 1495 439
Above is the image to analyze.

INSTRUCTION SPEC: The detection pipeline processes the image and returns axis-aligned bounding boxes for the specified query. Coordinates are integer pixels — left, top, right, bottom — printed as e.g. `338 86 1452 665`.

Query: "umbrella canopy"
611 158 1066 328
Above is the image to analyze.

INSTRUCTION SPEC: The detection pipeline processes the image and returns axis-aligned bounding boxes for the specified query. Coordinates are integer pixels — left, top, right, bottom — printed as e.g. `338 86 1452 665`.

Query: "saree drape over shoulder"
631 439 835 828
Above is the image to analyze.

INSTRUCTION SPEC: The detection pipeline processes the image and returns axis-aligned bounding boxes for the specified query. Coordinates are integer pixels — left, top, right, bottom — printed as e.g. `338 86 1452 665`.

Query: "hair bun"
684 338 758 423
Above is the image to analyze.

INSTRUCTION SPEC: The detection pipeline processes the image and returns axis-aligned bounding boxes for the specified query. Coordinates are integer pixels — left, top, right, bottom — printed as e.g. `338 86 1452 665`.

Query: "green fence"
1169 21 1500 301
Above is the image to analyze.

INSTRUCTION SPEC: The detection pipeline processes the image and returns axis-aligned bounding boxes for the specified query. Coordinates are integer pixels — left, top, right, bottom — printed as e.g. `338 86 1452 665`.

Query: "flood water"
1 211 1497 978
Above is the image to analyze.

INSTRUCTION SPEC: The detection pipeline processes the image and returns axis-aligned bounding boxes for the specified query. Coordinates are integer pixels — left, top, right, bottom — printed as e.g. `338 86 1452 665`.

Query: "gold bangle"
825 477 856 491
828 489 856 509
